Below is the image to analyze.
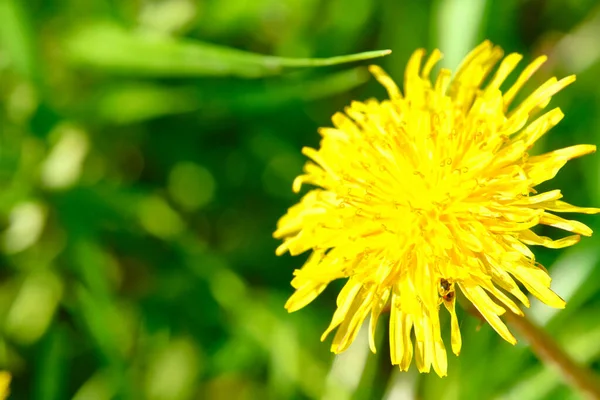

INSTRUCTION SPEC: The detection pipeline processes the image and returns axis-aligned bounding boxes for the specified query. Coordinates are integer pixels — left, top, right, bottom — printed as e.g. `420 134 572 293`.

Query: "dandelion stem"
504 312 600 400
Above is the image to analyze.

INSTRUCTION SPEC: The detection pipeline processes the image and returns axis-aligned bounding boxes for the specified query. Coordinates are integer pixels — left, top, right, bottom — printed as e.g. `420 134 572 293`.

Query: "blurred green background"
1 0 600 399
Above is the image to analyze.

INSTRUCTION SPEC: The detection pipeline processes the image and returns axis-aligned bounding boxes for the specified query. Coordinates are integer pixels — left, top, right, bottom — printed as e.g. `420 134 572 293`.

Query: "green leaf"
34 324 69 400
89 66 371 123
64 23 391 78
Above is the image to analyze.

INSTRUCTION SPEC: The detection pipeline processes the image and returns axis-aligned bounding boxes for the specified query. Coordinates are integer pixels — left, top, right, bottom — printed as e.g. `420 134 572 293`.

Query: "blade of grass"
85 66 371 123
34 324 68 400
65 23 391 78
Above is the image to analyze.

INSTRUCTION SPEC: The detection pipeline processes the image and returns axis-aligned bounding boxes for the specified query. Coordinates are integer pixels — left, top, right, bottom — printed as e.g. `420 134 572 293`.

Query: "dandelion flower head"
274 41 599 377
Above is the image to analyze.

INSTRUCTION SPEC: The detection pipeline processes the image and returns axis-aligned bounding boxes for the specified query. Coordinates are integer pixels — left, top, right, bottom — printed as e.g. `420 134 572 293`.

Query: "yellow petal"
503 55 547 108
485 53 523 93
428 310 448 377
331 291 373 353
443 298 462 355
369 289 390 353
524 144 596 185
485 285 524 316
518 230 581 249
405 49 426 98
510 75 575 119
509 263 566 309
434 68 452 95
369 65 402 100
461 285 517 345
390 292 414 369
451 40 493 89
485 255 530 307
285 281 328 312
537 200 600 214
513 107 564 147
421 49 443 80
512 189 562 205
321 280 363 341
413 313 432 373
540 213 593 236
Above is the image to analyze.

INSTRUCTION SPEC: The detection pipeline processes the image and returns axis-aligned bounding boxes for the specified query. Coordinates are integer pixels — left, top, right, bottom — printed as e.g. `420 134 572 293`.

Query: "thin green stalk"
504 311 600 400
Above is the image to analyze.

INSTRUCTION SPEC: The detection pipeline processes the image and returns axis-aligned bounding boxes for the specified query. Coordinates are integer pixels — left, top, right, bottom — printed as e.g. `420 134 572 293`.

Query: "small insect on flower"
274 41 600 377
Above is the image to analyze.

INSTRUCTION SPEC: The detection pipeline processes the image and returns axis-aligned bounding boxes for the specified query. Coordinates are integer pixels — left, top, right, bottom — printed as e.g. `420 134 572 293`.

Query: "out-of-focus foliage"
0 0 599 399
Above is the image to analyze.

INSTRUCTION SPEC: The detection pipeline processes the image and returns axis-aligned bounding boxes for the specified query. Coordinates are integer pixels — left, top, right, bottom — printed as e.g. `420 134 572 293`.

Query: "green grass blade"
83 66 371 123
64 23 391 77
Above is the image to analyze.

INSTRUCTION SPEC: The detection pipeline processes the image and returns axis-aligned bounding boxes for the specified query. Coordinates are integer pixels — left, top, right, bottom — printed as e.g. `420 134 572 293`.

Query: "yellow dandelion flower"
274 41 600 377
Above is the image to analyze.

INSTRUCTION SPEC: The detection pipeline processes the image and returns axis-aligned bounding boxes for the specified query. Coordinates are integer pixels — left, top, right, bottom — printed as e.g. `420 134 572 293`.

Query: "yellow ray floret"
274 40 600 377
